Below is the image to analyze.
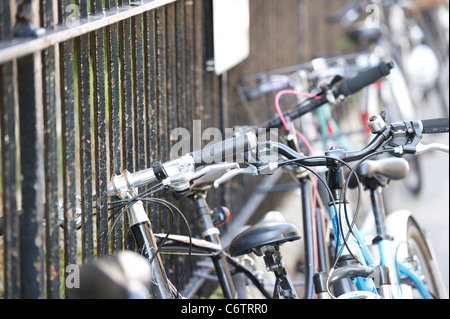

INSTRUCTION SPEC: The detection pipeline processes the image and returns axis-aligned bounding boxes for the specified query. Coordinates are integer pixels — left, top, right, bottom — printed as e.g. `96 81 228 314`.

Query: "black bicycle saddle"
229 211 301 257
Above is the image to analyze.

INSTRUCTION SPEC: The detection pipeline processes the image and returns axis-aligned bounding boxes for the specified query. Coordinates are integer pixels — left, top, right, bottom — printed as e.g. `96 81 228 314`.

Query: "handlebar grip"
191 132 257 165
338 61 394 97
421 118 449 134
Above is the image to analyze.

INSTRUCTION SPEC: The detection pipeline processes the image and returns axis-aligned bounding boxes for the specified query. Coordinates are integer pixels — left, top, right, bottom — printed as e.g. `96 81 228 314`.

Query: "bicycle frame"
325 167 433 299
190 191 237 298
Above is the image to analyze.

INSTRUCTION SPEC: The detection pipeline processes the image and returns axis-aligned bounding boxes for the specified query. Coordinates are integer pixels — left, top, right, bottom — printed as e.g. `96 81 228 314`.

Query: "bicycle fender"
385 210 413 260
386 210 435 259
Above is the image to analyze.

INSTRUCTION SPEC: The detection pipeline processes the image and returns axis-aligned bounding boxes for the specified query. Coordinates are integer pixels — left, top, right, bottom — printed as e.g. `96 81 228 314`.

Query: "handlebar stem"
111 170 150 226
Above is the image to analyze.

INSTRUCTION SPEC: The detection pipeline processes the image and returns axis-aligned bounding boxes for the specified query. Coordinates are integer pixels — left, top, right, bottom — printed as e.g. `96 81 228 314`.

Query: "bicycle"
227 113 448 299
232 54 448 298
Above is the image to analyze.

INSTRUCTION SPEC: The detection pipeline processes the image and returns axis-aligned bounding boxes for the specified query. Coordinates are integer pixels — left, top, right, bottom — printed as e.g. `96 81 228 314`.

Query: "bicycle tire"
400 217 445 298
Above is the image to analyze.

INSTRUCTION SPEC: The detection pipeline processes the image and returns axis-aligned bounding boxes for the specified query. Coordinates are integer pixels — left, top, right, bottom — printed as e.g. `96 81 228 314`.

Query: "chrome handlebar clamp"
111 169 149 226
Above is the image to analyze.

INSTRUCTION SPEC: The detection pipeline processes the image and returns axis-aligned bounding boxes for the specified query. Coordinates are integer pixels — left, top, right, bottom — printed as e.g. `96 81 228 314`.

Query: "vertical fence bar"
17 51 45 298
174 0 185 284
41 0 60 299
105 0 123 253
202 0 220 209
59 0 78 298
77 0 94 262
14 1 46 298
156 6 168 165
92 0 109 257
121 15 135 250
134 14 146 175
0 0 20 299
183 0 198 283
121 17 134 175
178 2 196 287
193 0 204 125
155 6 168 239
144 9 159 230
0 63 20 299
201 0 211 129
165 1 178 279
184 0 195 133
166 4 177 134
175 1 186 135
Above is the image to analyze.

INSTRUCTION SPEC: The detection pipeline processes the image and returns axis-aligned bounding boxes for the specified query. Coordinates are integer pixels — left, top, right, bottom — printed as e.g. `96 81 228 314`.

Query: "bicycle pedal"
212 206 230 227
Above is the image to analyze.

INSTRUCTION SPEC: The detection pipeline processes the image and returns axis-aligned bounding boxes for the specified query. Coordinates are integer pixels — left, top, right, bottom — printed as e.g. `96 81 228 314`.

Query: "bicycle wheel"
400 217 445 299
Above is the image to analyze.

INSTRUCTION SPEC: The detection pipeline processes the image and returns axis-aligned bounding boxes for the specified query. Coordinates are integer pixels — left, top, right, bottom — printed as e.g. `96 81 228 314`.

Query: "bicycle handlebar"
422 118 449 134
336 61 393 97
275 118 449 166
190 131 258 165
105 131 258 197
258 61 393 130
106 167 156 197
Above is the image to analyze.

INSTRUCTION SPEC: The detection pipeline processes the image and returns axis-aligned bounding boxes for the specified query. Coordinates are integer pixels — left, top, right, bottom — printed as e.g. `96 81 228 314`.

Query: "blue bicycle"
228 114 448 299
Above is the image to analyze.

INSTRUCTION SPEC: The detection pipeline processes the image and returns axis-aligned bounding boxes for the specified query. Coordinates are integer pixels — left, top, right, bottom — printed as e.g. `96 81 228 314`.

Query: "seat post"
259 245 298 299
369 185 388 240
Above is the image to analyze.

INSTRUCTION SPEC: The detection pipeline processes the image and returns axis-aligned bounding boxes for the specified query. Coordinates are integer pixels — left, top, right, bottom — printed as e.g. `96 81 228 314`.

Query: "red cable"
274 90 321 273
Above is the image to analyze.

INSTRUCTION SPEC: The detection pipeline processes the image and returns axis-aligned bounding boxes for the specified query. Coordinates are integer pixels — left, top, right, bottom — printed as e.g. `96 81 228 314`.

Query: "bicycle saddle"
347 157 410 189
358 157 410 181
229 211 301 257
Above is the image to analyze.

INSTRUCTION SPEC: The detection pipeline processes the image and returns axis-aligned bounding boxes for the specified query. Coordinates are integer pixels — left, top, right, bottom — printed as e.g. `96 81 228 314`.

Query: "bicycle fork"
129 204 177 299
112 171 176 299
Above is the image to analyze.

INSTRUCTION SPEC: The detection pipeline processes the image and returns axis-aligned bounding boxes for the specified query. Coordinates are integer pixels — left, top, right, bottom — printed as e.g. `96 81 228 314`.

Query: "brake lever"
190 162 240 181
213 165 259 188
163 162 240 191
386 142 449 156
415 142 449 155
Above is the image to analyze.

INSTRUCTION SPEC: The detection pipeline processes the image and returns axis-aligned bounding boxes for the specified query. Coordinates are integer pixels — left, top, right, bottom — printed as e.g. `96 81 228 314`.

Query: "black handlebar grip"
421 118 449 134
338 61 394 97
191 132 257 165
